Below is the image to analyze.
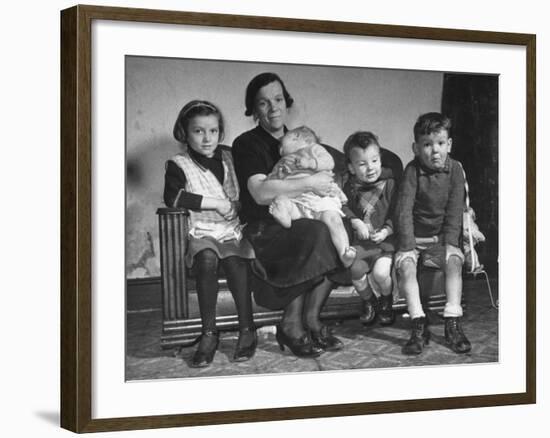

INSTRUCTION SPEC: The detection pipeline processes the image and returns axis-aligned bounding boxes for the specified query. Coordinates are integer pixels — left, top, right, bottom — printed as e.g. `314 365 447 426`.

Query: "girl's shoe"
233 327 258 362
275 326 323 358
190 330 219 368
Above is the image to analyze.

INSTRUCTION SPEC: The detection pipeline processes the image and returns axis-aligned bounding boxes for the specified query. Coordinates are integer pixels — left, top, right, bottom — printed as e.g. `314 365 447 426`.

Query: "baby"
267 126 355 267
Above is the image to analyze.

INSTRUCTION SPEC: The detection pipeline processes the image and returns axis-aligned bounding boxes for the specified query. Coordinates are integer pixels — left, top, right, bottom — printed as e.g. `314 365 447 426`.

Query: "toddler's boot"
378 293 395 325
359 295 378 325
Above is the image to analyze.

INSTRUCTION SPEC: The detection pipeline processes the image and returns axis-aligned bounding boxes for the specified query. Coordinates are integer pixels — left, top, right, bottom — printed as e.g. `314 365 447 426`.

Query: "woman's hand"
308 171 335 196
351 218 370 240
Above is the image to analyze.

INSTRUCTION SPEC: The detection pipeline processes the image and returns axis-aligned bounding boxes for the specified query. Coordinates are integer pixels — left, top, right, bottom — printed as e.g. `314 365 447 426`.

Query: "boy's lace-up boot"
444 317 472 354
402 316 431 355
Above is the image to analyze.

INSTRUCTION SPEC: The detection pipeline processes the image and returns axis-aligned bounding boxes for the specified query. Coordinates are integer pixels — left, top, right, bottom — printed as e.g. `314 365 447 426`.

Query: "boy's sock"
443 303 463 318
352 274 372 299
367 273 381 297
407 292 425 319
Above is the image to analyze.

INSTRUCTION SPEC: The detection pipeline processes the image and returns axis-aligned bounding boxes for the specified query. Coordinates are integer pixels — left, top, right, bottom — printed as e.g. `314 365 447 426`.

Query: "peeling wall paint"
125 57 443 279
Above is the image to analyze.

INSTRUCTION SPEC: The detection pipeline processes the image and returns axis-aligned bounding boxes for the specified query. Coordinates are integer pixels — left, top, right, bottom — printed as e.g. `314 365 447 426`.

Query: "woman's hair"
343 131 380 161
173 100 225 144
244 72 294 117
413 112 452 141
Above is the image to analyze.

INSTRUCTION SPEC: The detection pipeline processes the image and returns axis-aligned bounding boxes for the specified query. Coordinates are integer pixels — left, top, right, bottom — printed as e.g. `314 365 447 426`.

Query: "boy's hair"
286 125 320 145
173 100 225 144
343 131 380 161
244 72 294 117
413 112 452 141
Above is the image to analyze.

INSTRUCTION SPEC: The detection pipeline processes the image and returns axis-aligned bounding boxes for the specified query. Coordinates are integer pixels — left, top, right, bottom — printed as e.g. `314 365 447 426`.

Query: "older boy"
395 112 471 355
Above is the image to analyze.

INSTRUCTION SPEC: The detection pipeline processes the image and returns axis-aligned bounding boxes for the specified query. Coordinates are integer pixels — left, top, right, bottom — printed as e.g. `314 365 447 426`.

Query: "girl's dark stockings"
194 250 253 333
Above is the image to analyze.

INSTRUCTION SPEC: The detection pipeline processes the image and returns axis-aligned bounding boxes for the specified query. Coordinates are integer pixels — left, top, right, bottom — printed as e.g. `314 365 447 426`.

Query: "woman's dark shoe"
275 326 323 358
402 317 431 355
444 317 472 354
190 330 219 368
378 294 395 326
309 325 344 352
233 327 258 362
359 295 378 325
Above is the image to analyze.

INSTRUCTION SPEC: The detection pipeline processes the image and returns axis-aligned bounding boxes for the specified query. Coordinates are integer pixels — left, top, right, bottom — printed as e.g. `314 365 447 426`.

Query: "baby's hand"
371 228 389 244
295 156 316 170
352 219 370 240
277 157 294 178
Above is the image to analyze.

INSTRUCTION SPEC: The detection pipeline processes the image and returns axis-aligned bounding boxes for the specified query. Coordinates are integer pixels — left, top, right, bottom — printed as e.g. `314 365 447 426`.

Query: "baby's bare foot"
341 246 357 268
269 201 292 228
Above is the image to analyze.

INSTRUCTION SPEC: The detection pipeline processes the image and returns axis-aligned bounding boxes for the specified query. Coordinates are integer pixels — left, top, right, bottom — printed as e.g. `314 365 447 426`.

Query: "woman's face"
185 114 220 158
253 80 288 137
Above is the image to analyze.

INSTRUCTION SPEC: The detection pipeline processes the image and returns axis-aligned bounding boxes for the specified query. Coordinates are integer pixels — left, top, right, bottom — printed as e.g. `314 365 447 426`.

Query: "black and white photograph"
125 56 499 380
2 0 541 435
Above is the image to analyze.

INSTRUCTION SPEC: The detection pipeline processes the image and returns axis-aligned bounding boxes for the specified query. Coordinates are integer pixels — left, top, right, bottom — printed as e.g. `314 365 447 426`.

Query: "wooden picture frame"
60 4 536 433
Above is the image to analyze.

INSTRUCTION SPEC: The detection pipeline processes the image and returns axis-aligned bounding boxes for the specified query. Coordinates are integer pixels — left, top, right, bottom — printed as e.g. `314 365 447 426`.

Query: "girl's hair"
413 112 452 141
244 72 294 117
343 131 380 161
173 100 225 144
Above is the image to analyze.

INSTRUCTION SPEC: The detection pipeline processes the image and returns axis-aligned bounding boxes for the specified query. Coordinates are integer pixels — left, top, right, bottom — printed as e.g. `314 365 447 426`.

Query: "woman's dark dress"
232 125 345 309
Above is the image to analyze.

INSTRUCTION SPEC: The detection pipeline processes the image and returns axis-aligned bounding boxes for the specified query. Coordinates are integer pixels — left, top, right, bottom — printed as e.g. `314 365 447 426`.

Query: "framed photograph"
60 4 536 433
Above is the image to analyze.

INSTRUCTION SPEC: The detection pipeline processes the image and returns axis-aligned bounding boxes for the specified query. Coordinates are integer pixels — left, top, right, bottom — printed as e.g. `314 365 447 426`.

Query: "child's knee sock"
407 297 425 320
352 274 372 299
443 303 463 318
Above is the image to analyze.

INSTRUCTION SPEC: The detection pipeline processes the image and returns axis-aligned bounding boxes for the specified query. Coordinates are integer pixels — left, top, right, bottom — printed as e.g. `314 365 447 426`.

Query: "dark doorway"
442 74 499 276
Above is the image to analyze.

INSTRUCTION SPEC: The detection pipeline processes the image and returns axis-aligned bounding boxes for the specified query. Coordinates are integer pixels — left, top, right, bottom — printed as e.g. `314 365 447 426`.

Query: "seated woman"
232 73 346 357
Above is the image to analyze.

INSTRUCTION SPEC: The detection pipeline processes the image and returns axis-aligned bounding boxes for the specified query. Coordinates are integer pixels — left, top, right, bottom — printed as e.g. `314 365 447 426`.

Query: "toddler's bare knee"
372 265 391 283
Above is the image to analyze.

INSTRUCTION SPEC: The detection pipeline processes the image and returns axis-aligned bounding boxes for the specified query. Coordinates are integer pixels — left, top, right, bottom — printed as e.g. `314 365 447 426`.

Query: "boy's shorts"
395 240 464 271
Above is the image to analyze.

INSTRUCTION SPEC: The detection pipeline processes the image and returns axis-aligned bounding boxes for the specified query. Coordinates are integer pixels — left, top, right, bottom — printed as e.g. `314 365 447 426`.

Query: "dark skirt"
244 217 350 310
185 235 255 268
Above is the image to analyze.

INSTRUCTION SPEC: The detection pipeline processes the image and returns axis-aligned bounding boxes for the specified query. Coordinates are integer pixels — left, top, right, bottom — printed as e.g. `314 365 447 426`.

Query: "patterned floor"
126 278 498 380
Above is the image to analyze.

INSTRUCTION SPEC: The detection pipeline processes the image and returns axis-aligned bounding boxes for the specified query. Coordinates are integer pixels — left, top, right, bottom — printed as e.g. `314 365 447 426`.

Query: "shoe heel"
275 329 285 351
424 330 431 345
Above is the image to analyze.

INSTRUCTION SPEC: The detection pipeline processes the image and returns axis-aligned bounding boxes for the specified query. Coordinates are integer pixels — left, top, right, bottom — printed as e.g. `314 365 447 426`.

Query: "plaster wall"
125 56 443 278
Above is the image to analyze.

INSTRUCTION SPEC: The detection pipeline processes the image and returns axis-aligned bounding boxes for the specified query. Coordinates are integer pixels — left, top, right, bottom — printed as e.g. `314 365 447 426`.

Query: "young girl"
343 132 397 326
163 100 256 368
